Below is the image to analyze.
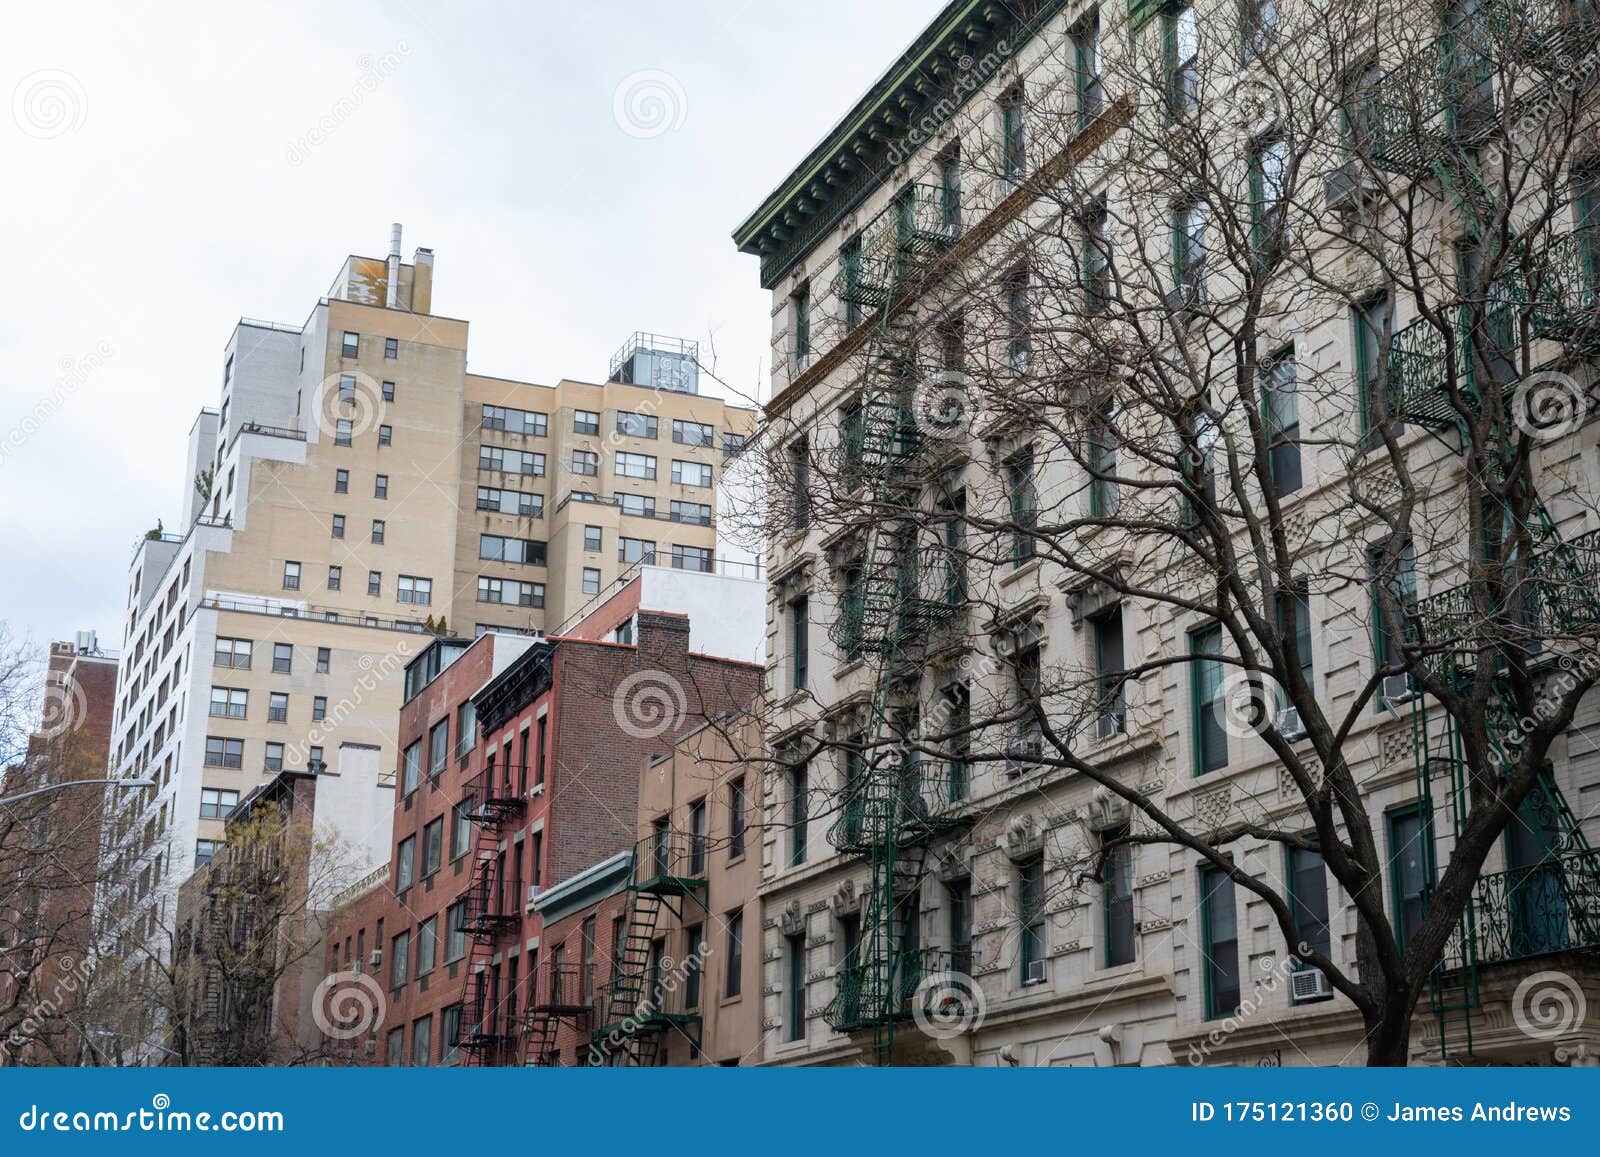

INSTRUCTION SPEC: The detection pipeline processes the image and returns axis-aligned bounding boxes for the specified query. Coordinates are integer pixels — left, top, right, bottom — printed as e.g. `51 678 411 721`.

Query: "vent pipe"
386 223 402 308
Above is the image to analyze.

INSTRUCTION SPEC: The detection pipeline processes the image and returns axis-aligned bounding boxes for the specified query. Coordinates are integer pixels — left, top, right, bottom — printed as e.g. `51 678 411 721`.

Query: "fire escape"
522 957 590 1066
815 181 975 1064
589 831 708 1066
1365 0 1600 1057
457 763 524 1066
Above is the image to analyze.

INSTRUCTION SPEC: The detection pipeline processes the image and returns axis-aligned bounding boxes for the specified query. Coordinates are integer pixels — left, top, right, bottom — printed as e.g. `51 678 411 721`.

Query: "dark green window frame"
1284 843 1332 965
1190 624 1227 775
1199 863 1241 1019
1386 803 1435 951
1102 824 1135 967
1353 292 1397 446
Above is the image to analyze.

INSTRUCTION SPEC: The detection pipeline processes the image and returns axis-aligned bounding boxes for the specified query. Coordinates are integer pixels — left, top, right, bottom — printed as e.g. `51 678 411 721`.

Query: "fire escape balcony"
823 946 971 1033
828 760 971 855
463 766 526 825
634 830 709 899
458 969 512 1054
460 862 518 938
828 182 963 309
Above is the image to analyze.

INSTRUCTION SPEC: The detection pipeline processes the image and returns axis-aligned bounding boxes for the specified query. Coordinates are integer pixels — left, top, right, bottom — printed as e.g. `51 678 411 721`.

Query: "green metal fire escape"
1366 0 1600 1059
817 182 975 1064
589 832 707 1066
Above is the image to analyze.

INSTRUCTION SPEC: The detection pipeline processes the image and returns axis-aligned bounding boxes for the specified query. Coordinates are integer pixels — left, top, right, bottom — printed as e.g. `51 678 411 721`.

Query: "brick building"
324 566 763 1065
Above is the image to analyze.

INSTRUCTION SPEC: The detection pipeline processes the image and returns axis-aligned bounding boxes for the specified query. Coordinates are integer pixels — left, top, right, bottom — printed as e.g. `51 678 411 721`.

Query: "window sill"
1000 558 1042 587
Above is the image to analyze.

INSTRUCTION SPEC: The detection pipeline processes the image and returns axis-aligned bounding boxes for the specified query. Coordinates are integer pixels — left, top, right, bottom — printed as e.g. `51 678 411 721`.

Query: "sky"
0 0 945 655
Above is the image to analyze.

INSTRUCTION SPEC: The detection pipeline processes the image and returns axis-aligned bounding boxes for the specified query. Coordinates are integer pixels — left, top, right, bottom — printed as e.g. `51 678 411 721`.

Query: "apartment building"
0 633 119 1066
98 228 756 1041
324 565 763 1066
734 0 1600 1066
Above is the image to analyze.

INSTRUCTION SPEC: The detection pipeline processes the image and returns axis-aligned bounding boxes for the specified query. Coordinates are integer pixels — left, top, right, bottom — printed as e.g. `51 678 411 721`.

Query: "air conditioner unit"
1379 674 1413 707
1023 958 1047 985
1274 707 1306 740
1290 966 1333 1003
1005 735 1043 776
369 949 383 968
1163 283 1199 316
1323 160 1380 212
793 353 814 374
526 884 542 905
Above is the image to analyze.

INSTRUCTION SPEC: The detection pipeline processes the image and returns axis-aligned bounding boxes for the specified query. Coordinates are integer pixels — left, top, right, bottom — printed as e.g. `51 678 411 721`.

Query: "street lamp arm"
0 777 155 807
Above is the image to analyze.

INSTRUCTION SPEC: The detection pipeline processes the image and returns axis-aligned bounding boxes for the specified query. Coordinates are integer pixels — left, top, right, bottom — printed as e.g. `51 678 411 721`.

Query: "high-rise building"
98 228 757 1044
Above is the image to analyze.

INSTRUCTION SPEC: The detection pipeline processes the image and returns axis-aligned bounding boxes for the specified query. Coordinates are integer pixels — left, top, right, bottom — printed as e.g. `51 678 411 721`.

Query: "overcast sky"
0 0 943 654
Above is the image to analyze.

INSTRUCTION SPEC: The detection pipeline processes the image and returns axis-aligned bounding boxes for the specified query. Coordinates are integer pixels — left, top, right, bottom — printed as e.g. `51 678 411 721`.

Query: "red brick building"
323 568 761 1066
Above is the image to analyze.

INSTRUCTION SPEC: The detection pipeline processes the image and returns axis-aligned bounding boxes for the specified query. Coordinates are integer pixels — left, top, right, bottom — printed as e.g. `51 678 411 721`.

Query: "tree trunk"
1364 995 1416 1066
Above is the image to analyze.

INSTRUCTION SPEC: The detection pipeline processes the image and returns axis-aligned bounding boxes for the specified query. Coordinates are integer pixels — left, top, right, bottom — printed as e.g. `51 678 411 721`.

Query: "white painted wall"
637 566 765 666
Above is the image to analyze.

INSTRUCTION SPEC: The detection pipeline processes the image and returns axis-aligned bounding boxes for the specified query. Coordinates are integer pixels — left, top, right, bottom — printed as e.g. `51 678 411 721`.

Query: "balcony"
633 830 708 898
1385 291 1522 429
823 946 971 1033
1465 848 1600 966
827 760 969 855
459 970 512 1053
463 766 525 825
532 960 593 1016
1529 224 1600 346
827 183 962 309
461 863 518 938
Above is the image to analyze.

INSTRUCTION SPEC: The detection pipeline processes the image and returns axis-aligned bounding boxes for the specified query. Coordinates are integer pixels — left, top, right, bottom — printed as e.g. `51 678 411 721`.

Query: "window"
1101 826 1135 966
583 525 602 552
477 486 543 517
536 716 548 786
1191 625 1227 774
422 817 443 877
948 879 973 971
1250 134 1289 264
391 930 411 988
331 514 345 539
582 568 601 595
385 1027 404 1067
446 901 467 962
1082 199 1111 315
282 561 301 590
789 761 808 866
273 643 293 674
1007 450 1037 566
368 570 382 596
1289 846 1332 964
785 933 806 1040
1005 266 1031 373
334 468 349 494
481 405 548 437
672 419 714 447
688 798 707 874
618 536 655 565
788 436 811 531
338 374 357 404
938 143 961 230
385 337 398 359
1276 578 1314 701
199 788 239 820
613 410 658 440
378 424 392 446
265 742 285 772
1001 83 1027 185
1165 4 1199 118
1388 806 1433 950
1241 0 1278 58
312 695 327 721
668 499 710 525
402 741 422 795
479 534 547 566
316 646 331 673
573 409 599 435
427 719 449 783
571 449 598 476
671 459 713 487
1370 539 1418 700
477 576 543 607
614 451 657 479
789 594 809 692
335 419 352 447
478 446 545 476
342 331 360 358
721 431 746 455
440 1004 461 1065
416 917 438 976
398 575 432 606
728 777 746 859
671 544 712 572
195 839 219 868
209 686 247 719
457 701 477 760
214 637 252 669
381 380 395 402
616 493 653 519
1093 608 1126 738
372 519 386 544
791 283 811 364
328 565 342 591
1354 294 1395 442
395 836 416 892
840 235 864 330
1088 399 1118 517
375 474 389 499
1261 350 1301 494
1200 865 1240 1017
1174 199 1207 307
268 692 288 723
683 923 703 1009
725 909 743 998
1072 12 1103 129
1019 856 1046 983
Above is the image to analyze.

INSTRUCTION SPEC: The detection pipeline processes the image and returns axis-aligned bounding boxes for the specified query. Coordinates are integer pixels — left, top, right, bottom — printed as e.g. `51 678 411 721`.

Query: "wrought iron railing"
828 759 968 854
823 946 971 1032
1471 848 1600 964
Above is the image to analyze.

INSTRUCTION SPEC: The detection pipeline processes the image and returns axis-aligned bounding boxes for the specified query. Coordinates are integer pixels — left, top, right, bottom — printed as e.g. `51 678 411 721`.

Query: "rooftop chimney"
386 223 403 308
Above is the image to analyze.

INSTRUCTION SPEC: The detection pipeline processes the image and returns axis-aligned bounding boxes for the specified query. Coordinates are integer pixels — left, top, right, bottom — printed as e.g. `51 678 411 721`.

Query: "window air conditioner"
1379 674 1413 707
1290 967 1333 1003
1023 958 1047 985
1275 707 1306 740
369 949 383 968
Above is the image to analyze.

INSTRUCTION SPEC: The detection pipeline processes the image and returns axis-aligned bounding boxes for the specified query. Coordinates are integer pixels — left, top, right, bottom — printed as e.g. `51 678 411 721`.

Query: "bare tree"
732 0 1600 1064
